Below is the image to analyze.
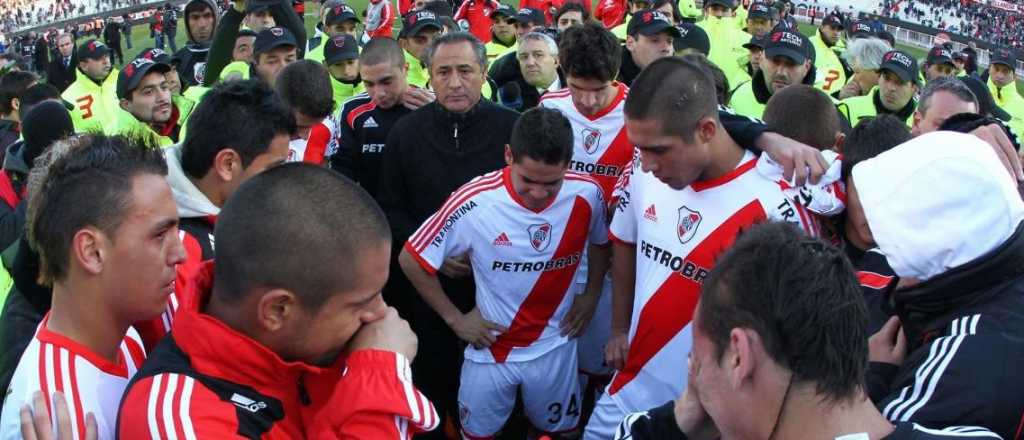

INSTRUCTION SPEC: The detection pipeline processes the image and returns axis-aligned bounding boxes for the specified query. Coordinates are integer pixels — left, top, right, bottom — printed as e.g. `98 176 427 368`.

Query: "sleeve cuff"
403 241 439 275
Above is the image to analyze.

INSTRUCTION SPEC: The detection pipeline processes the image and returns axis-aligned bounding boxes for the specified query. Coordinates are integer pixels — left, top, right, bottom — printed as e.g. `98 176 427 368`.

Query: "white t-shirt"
605 150 826 412
405 168 609 363
0 314 146 440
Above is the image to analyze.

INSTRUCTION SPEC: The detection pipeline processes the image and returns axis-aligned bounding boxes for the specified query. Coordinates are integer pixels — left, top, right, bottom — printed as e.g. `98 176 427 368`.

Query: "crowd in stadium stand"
878 0 1024 48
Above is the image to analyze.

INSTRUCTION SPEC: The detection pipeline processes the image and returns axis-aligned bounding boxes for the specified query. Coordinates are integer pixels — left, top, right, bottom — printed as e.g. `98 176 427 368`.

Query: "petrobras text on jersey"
490 251 583 273
639 239 711 284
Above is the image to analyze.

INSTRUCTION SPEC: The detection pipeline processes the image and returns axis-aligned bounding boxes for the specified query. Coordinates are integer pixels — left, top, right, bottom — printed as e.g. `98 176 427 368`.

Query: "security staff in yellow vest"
839 50 919 126
485 4 518 62
731 30 816 119
699 0 751 90
987 48 1024 137
110 57 184 147
740 33 765 78
324 34 365 110
922 45 956 84
61 39 119 133
811 13 848 95
400 10 444 88
306 4 359 63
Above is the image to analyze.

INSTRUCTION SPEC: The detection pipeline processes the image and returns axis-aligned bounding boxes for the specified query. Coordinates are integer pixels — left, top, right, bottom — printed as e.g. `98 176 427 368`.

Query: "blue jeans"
155 32 164 49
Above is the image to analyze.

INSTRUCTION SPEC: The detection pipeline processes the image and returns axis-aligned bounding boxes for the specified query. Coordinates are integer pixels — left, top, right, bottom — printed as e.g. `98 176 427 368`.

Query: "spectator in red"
455 0 502 43
519 0 556 26
365 0 396 40
595 0 627 29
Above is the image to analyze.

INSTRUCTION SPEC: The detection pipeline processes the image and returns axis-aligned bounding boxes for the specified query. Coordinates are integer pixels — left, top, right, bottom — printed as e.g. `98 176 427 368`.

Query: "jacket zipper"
453 122 460 151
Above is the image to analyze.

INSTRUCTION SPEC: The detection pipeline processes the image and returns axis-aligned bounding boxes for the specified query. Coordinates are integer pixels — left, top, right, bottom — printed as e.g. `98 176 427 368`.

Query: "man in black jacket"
103 18 124 65
849 130 1024 439
377 31 518 439
46 33 77 93
174 0 218 87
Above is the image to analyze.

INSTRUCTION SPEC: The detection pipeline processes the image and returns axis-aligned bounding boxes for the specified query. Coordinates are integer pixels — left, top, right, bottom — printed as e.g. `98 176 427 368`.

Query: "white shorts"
458 341 581 438
583 392 629 440
577 276 613 376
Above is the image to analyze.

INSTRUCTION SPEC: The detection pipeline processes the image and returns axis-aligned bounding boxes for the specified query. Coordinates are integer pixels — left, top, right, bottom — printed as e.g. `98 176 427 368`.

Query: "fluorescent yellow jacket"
729 80 765 119
331 77 365 110
810 31 847 94
612 22 628 43
306 37 327 63
405 49 430 88
698 17 750 91
839 87 914 127
61 69 119 133
107 104 184 148
486 39 517 63
733 2 748 30
989 77 1024 138
678 0 700 19
219 61 251 82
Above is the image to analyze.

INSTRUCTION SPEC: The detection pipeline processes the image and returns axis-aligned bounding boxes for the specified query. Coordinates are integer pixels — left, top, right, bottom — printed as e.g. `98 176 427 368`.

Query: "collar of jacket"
174 262 339 387
432 98 484 128
892 221 1024 345
872 87 916 120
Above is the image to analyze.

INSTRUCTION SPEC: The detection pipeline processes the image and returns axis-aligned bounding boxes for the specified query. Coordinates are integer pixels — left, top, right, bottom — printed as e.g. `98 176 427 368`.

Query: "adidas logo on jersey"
364 117 379 128
230 393 268 413
493 232 512 246
644 204 658 221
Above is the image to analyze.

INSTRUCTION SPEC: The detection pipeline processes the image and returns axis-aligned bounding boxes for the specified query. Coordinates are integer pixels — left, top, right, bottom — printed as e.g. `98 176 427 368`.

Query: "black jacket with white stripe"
869 222 1024 439
614 400 1002 439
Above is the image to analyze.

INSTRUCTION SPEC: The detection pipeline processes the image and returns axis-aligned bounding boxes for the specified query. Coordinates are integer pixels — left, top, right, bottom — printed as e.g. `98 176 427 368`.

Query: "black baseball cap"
849 21 873 39
747 2 770 19
821 14 843 29
743 34 766 50
926 46 954 67
77 39 110 60
673 22 709 55
959 75 1013 121
254 26 298 55
704 0 735 8
245 0 275 14
136 47 173 65
324 34 359 65
764 30 811 65
879 50 919 84
627 9 680 37
400 10 443 38
117 57 171 100
325 3 359 24
990 48 1016 69
489 3 516 19
514 7 546 26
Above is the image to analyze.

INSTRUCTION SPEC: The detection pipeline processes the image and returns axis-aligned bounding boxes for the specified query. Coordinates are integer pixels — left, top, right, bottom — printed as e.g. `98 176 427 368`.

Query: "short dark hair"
18 82 61 119
554 2 590 23
681 53 729 106
697 222 869 402
918 76 978 118
764 85 840 150
27 134 168 284
558 22 621 82
509 107 574 165
180 80 296 179
0 70 37 115
275 60 335 119
841 114 911 180
360 37 405 68
624 57 717 143
213 163 391 310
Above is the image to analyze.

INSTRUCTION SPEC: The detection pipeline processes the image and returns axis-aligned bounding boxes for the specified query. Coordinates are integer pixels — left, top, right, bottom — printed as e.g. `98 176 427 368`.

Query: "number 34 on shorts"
457 341 582 437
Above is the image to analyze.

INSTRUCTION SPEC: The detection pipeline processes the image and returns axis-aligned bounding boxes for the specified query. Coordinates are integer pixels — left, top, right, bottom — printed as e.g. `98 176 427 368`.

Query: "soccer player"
109 57 185 147
399 107 612 439
0 134 185 439
61 39 118 133
332 37 434 201
275 60 336 165
583 57 833 440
